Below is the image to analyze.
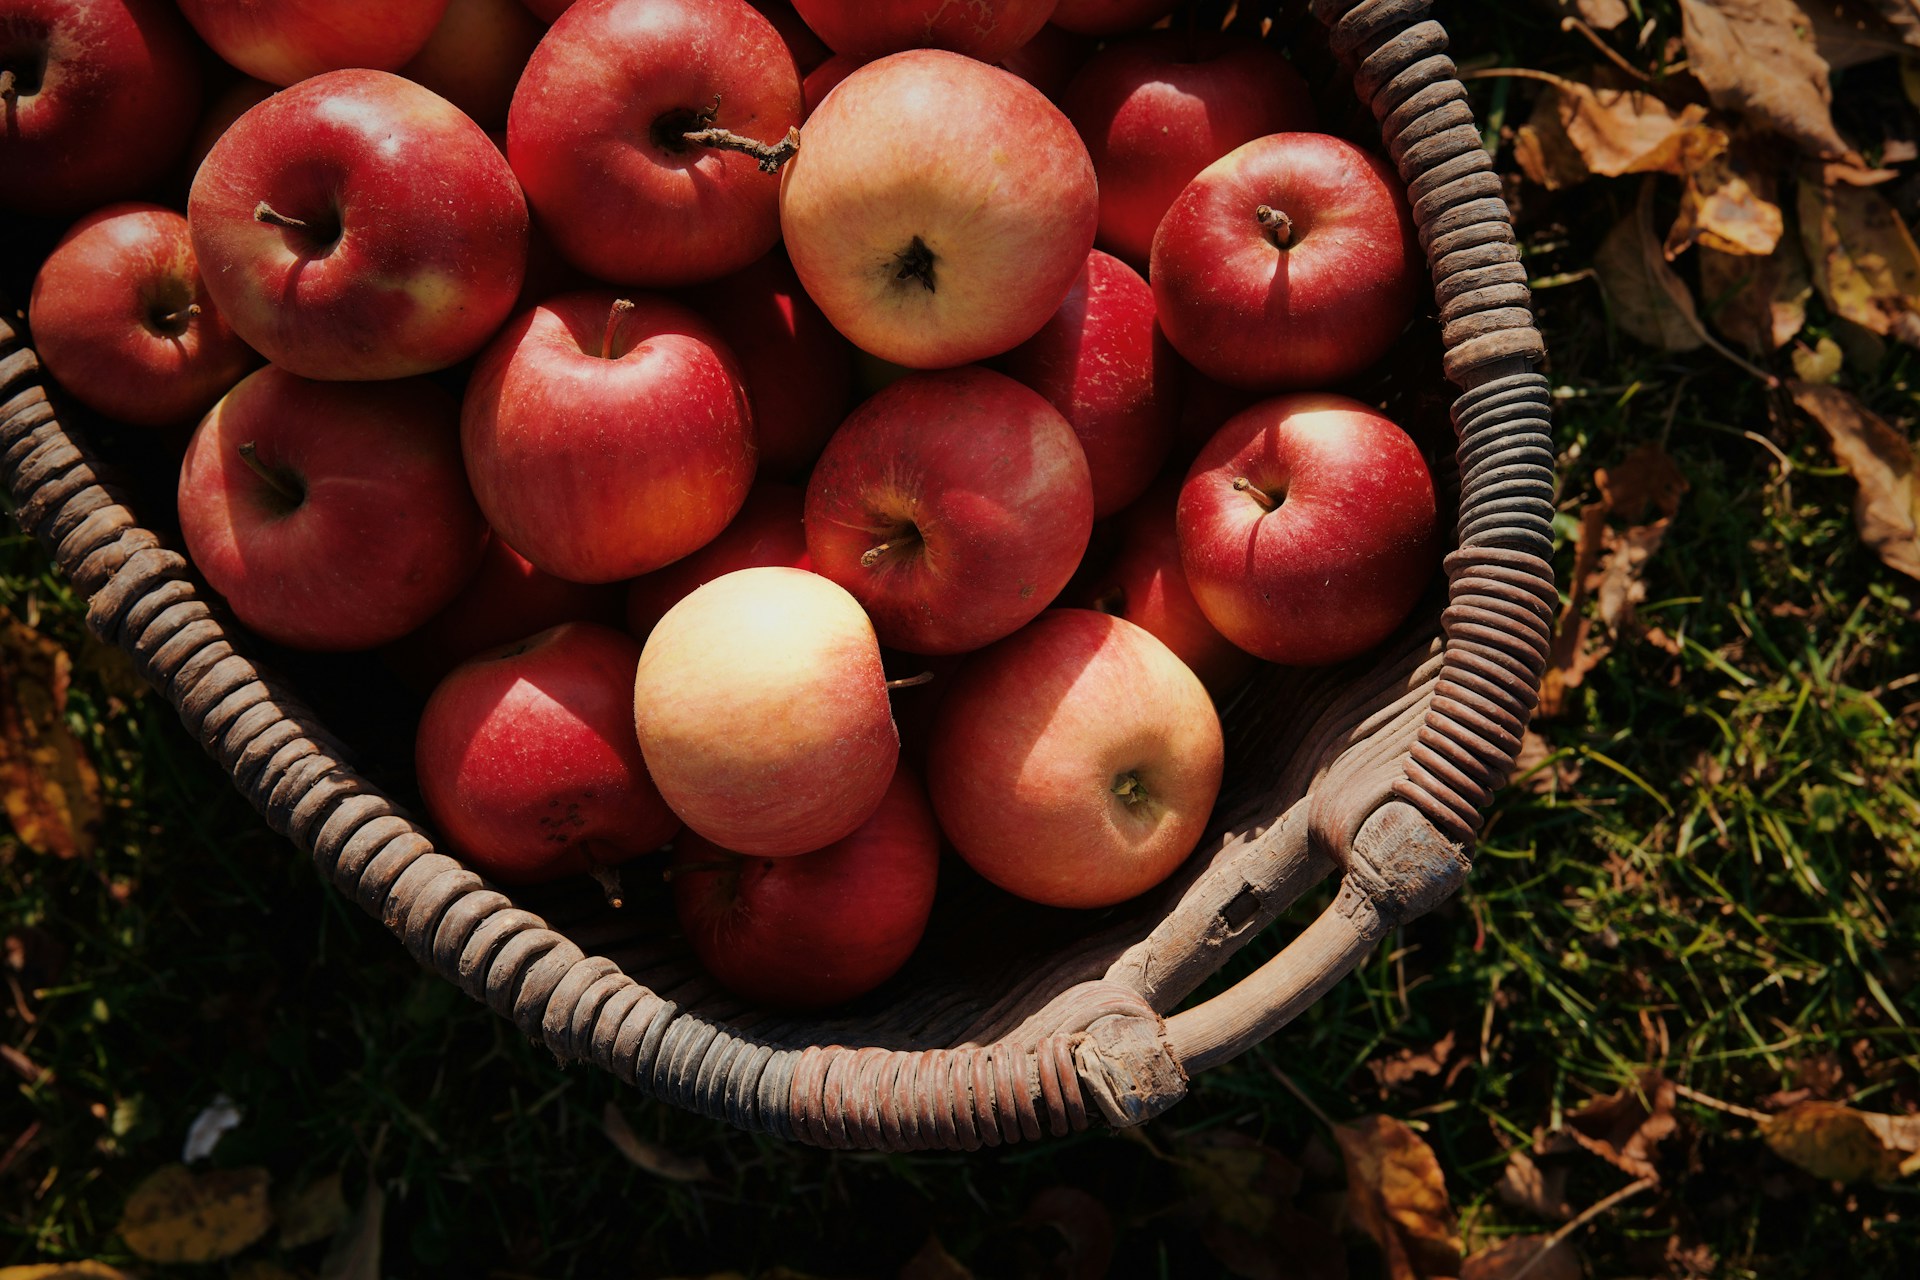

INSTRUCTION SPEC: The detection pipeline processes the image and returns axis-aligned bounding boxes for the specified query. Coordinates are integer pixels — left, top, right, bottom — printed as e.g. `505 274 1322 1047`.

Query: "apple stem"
158 303 202 330
253 201 308 230
1233 476 1279 511
1255 204 1293 248
682 124 802 173
601 297 636 360
588 864 625 909
236 442 303 505
1112 772 1150 807
885 671 934 690
0 69 16 105
861 529 922 568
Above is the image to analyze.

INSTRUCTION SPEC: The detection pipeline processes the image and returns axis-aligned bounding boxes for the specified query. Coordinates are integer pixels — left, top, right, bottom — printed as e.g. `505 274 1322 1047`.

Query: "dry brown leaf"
1512 731 1583 795
1177 1132 1346 1280
1600 441 1690 522
1563 1071 1678 1181
1460 1236 1582 1280
1594 198 1708 351
1020 1187 1114 1280
1593 521 1673 634
1495 1148 1574 1220
0 614 103 861
1761 1099 1920 1181
1806 0 1917 67
601 1102 712 1181
1858 0 1920 49
276 1170 350 1250
1514 82 1712 189
1791 334 1846 381
899 1234 974 1280
1666 130 1785 258
1799 178 1920 344
1335 1116 1463 1280
1577 0 1631 29
117 1164 272 1264
1700 235 1813 353
1366 1032 1457 1096
1538 500 1611 717
0 1266 138 1280
1789 381 1920 578
1680 0 1857 160
317 1182 383 1280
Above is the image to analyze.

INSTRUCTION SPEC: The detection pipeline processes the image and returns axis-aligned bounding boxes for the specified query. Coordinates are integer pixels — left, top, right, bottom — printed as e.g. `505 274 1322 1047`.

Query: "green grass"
8 1 1920 1276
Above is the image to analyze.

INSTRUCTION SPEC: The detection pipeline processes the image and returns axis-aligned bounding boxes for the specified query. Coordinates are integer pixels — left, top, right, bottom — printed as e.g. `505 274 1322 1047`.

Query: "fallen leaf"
1563 1071 1678 1181
1512 731 1583 796
1334 1116 1462 1280
1020 1187 1114 1280
1761 1099 1920 1181
1798 178 1920 345
602 1102 711 1181
1858 0 1920 50
1792 334 1846 382
1665 129 1785 258
899 1235 973 1280
1366 1032 1457 1097
317 1181 382 1280
1680 0 1857 160
117 1164 273 1264
0 1266 138 1280
1806 0 1917 67
1699 236 1812 352
1599 441 1689 522
1177 1132 1347 1280
0 613 103 861
1495 1148 1574 1220
1594 196 1708 351
1538 500 1611 717
1593 521 1672 634
1514 82 1713 190
1789 382 1920 578
276 1170 351 1250
1576 0 1630 29
1460 1236 1582 1280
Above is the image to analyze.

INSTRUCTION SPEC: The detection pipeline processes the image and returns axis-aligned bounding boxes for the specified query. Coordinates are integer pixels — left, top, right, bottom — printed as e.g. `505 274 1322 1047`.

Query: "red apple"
1073 477 1255 697
801 51 859 117
384 533 624 688
680 249 853 475
400 0 544 130
462 291 756 584
998 23 1093 101
1152 132 1421 390
176 0 449 86
28 203 257 427
188 70 528 381
177 366 488 651
671 764 939 1009
1177 394 1440 666
1050 0 1181 36
749 0 831 74
779 50 1098 368
789 0 1052 62
507 0 802 287
1060 31 1314 268
633 567 899 857
805 367 1094 656
929 609 1224 909
624 482 810 640
0 0 203 216
993 249 1178 518
416 622 680 886
183 78 277 181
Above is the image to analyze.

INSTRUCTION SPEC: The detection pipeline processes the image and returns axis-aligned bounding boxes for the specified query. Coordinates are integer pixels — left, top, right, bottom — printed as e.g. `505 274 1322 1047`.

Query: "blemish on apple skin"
1019 582 1036 598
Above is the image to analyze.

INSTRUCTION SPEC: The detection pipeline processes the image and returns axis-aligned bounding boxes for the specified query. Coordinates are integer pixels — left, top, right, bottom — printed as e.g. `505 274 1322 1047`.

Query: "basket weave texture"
0 0 1553 1150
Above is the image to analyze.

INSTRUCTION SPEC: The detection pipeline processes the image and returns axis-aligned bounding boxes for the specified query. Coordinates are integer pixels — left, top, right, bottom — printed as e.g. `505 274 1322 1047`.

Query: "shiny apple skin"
1073 476 1254 698
1152 132 1422 391
671 764 939 1009
0 0 203 216
176 0 449 86
1177 394 1440 667
929 609 1224 909
1049 0 1181 35
779 50 1098 369
177 366 488 651
805 367 1094 656
28 203 257 427
788 0 1052 62
625 482 810 640
680 249 853 475
634 567 899 857
188 70 528 382
384 533 624 688
400 0 544 130
507 0 801 288
993 249 1178 519
1060 31 1314 269
416 622 680 885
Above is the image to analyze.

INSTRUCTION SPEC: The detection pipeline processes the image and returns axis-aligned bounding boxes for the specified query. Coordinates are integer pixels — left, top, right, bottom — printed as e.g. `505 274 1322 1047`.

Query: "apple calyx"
1255 204 1294 249
860 526 923 568
892 237 938 293
236 441 305 508
601 298 636 360
253 201 309 230
885 671 934 690
1111 771 1150 807
682 123 802 174
588 864 625 909
1232 476 1280 512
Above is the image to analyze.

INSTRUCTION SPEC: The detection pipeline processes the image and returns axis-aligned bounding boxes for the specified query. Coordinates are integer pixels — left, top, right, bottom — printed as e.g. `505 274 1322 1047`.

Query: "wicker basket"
0 0 1552 1150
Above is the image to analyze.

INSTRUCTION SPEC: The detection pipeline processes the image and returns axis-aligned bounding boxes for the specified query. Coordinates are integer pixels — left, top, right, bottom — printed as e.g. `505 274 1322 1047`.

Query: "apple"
188 70 528 381
1049 0 1181 35
1073 477 1255 697
633 567 898 857
1152 132 1421 390
998 23 1093 101
779 50 1098 369
929 609 1224 909
462 291 756 584
680 249 853 475
788 0 1053 62
383 532 624 688
801 52 859 117
624 482 810 640
804 367 1094 655
28 203 257 427
0 0 203 216
508 0 803 287
183 78 276 181
1177 393 1440 666
1060 31 1315 268
416 622 680 887
177 366 488 651
671 764 939 1009
175 0 449 86
400 0 545 130
993 249 1179 519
